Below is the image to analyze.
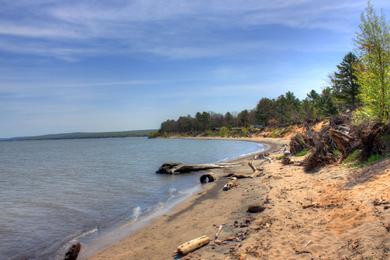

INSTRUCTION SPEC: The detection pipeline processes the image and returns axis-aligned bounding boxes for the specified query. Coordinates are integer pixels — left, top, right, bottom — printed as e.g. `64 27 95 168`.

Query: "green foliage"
354 3 390 122
295 148 310 157
240 127 249 137
343 149 362 165
331 52 361 110
366 154 384 165
332 149 342 157
255 98 275 126
219 126 230 137
237 110 250 127
304 88 338 120
343 149 388 168
148 131 160 138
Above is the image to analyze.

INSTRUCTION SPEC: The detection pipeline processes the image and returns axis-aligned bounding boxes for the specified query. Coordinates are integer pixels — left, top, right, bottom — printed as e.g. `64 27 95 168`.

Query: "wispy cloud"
0 0 388 60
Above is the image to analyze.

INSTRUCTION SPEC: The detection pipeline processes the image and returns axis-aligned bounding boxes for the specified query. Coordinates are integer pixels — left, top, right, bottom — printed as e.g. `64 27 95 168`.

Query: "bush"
219 127 230 137
240 127 249 137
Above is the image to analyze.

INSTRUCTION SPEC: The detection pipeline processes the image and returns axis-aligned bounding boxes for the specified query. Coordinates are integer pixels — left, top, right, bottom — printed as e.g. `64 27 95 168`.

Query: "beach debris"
304 240 312 248
281 157 293 165
303 125 340 172
290 133 311 155
294 248 312 255
64 242 81 260
224 236 236 242
247 205 265 213
254 152 272 163
302 203 320 209
223 178 238 191
248 160 264 177
225 173 255 179
215 224 223 240
373 199 390 206
200 173 216 184
356 121 387 160
177 235 210 255
157 162 240 175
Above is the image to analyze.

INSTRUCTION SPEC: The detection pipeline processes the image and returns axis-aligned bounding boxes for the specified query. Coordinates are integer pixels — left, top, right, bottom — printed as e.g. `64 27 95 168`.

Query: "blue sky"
1 0 389 137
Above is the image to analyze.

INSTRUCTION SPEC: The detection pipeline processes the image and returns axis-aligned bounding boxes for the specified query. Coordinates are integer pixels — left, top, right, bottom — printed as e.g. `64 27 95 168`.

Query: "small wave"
74 227 98 240
131 206 142 222
218 143 267 163
168 187 178 197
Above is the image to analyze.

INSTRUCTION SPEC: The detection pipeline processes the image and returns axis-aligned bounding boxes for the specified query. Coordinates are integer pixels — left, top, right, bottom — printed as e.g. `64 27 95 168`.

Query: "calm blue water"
0 137 264 259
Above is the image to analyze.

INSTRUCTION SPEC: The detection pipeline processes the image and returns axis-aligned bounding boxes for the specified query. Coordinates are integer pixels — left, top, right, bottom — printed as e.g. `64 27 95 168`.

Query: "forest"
158 3 389 137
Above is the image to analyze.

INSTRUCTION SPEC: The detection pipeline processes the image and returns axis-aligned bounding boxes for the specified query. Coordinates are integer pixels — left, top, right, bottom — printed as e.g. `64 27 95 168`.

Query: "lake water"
0 137 264 259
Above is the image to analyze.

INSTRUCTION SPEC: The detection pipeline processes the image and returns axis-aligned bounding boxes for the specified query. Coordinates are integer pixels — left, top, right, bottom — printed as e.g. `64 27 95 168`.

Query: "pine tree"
332 52 361 110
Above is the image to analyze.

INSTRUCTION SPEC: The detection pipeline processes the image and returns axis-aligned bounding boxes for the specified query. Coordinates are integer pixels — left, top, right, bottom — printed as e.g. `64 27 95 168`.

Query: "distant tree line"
159 3 389 135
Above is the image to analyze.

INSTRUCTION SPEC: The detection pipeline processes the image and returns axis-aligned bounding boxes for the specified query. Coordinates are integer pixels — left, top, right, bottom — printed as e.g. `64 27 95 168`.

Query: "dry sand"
89 137 390 260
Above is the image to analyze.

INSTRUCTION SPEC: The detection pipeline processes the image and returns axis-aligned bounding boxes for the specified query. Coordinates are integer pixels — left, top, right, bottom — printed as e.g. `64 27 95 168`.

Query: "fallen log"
157 162 240 175
200 173 216 184
177 235 210 255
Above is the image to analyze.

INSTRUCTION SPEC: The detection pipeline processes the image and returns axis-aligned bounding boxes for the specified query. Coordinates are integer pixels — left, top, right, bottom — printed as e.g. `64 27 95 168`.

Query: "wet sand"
89 137 390 260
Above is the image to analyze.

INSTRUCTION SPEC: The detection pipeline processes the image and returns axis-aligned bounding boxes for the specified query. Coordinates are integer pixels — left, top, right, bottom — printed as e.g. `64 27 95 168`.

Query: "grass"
343 149 361 165
360 153 387 167
343 149 389 168
294 148 310 157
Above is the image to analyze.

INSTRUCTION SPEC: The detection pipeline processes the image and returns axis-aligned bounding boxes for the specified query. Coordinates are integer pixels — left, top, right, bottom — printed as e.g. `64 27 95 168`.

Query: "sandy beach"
89 137 390 260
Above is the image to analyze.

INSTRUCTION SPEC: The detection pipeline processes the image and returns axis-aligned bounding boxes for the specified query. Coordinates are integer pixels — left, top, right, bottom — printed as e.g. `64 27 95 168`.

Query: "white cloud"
0 0 388 60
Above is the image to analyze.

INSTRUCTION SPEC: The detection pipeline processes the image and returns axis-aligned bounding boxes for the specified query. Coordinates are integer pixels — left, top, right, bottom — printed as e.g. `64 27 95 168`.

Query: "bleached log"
248 160 263 177
157 162 240 175
177 235 210 255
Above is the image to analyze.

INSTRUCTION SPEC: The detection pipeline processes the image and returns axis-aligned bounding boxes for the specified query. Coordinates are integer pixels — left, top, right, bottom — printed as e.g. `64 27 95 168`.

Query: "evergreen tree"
332 52 361 110
318 87 338 117
237 109 250 127
255 98 275 126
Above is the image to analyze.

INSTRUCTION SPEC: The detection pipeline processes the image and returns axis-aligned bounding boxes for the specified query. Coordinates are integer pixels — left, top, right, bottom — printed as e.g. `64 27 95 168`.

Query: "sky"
1 0 390 137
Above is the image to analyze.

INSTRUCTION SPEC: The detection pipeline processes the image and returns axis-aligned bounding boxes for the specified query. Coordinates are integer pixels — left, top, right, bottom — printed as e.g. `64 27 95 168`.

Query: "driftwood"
248 160 265 177
254 153 272 163
223 178 238 191
225 160 264 180
215 225 223 240
200 173 216 183
157 162 240 175
177 235 210 255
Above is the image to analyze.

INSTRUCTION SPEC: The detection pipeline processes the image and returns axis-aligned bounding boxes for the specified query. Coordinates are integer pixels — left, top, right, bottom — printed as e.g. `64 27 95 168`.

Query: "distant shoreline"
1 129 157 142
